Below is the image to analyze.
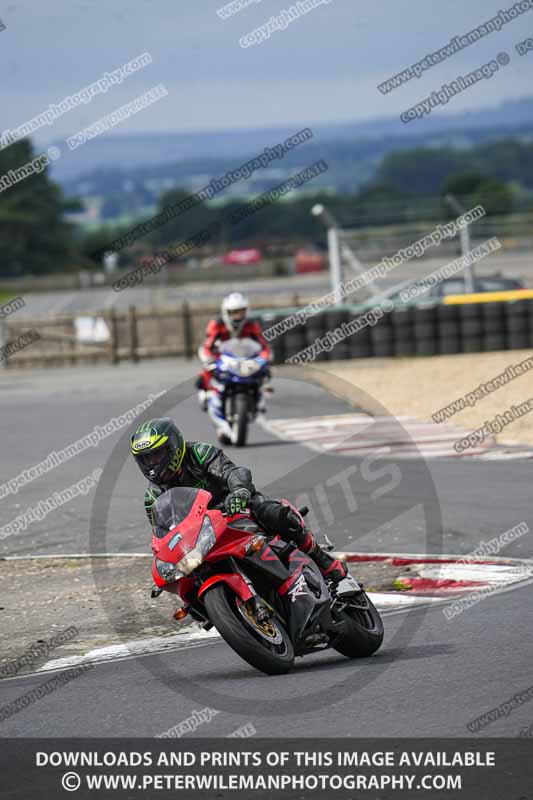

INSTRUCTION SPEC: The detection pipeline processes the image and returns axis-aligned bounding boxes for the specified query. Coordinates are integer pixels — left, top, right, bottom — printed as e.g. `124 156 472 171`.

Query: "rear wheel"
331 592 384 658
231 393 249 447
204 584 294 675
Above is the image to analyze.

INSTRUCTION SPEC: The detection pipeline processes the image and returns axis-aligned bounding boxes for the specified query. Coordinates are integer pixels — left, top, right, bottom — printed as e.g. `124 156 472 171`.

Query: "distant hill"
45 96 533 220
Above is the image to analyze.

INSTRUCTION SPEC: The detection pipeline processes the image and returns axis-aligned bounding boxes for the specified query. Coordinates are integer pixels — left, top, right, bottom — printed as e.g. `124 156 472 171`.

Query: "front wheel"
203 584 294 675
231 393 249 447
331 592 384 658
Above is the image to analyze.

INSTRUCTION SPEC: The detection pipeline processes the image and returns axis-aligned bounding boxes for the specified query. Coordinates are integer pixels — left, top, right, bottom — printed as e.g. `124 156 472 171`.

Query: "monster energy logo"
193 443 213 464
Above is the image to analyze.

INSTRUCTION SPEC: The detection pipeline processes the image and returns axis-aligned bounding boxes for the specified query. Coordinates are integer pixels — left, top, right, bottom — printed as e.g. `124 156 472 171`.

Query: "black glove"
279 505 303 536
224 488 251 515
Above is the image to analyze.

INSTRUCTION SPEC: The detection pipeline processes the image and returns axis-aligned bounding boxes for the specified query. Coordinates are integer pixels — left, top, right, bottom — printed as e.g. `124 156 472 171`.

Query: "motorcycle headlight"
224 357 240 373
175 516 217 577
156 518 216 582
155 558 181 583
239 359 260 377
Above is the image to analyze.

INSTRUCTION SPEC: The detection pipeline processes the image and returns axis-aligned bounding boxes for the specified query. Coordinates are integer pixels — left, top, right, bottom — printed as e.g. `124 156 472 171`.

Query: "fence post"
129 305 139 363
183 301 193 359
108 308 119 365
0 319 7 368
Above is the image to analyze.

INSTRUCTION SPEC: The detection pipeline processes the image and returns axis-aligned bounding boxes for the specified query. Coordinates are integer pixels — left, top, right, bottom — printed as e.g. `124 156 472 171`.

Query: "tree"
377 147 467 195
149 188 216 246
0 138 78 277
78 224 132 267
349 183 411 226
442 172 515 216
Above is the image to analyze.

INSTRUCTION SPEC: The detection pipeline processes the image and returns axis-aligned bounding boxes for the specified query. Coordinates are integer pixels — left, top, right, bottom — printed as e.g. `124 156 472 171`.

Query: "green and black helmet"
131 418 186 483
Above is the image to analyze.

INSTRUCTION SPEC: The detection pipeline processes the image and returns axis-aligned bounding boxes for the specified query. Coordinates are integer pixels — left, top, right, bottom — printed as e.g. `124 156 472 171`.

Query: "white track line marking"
22 592 436 679
261 413 533 460
11 569 532 682
0 553 150 561
36 629 221 675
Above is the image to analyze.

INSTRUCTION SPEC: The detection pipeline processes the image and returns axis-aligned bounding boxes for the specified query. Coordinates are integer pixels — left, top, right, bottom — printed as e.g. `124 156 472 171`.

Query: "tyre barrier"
437 304 461 356
370 313 394 358
413 307 438 357
327 311 352 361
262 300 533 365
482 301 507 353
460 303 483 354
305 313 328 362
505 300 530 351
392 307 416 357
347 310 373 359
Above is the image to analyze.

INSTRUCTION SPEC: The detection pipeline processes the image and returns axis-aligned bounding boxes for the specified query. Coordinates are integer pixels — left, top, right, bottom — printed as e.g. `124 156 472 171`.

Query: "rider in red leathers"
196 292 272 410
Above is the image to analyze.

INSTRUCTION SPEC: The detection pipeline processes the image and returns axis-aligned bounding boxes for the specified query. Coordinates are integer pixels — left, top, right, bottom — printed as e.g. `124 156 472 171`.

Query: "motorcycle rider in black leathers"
131 417 348 584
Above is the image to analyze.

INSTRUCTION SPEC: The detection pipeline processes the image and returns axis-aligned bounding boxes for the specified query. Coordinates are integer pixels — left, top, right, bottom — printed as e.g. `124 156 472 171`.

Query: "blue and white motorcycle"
206 337 271 446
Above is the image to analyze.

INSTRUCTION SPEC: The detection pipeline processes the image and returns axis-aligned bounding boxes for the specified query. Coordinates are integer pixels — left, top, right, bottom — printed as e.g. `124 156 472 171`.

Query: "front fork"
229 557 271 623
207 380 233 439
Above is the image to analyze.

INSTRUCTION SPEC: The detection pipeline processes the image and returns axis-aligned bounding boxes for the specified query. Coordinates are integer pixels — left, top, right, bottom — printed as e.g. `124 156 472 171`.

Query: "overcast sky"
2 0 532 142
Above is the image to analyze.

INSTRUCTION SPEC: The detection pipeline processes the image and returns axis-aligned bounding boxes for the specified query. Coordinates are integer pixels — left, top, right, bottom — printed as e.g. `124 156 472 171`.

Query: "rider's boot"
198 390 207 411
296 528 348 584
256 391 267 416
195 375 208 412
251 498 348 585
207 383 232 443
262 368 274 396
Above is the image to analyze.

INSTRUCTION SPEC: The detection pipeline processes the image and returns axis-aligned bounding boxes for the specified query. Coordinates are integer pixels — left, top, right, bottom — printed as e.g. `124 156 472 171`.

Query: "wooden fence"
4 295 529 370
0 299 300 369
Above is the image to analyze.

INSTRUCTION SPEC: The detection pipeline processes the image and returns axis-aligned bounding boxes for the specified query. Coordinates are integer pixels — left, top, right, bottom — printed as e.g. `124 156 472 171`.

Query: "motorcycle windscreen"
220 337 261 358
151 487 211 539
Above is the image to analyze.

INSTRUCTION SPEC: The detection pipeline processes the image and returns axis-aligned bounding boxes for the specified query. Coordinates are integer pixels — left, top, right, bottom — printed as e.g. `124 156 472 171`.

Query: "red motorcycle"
151 487 383 675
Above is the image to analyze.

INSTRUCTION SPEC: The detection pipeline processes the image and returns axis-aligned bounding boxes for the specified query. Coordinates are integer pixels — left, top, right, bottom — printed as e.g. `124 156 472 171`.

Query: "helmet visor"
227 308 246 326
137 445 172 480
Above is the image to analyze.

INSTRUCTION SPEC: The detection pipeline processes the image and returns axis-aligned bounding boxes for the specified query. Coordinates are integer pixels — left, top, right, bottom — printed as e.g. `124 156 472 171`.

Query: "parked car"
294 247 326 274
223 249 262 265
389 272 528 307
431 274 526 299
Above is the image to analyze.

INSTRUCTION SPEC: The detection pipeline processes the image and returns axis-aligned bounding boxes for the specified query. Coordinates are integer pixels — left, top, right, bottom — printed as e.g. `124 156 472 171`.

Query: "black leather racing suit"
143 440 286 533
144 441 346 582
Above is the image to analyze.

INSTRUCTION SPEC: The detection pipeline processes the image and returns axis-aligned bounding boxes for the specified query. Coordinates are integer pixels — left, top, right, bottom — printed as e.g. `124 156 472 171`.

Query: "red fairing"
151 559 164 586
204 514 259 562
277 550 312 596
197 573 254 602
151 488 225 589
260 544 280 562
201 318 272 361
150 573 196 601
151 496 260 592
151 490 223 564
278 568 304 596
177 576 196 602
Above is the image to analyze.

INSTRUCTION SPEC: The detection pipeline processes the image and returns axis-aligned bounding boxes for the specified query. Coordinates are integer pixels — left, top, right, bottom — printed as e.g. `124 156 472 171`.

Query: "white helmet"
222 292 249 334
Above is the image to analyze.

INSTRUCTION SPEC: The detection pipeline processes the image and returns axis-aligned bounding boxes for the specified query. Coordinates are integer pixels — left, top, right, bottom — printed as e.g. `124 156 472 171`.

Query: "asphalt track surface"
0 360 532 737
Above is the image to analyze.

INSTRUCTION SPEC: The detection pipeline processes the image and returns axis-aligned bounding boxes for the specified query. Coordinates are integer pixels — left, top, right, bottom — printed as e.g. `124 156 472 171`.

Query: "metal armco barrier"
261 300 533 364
